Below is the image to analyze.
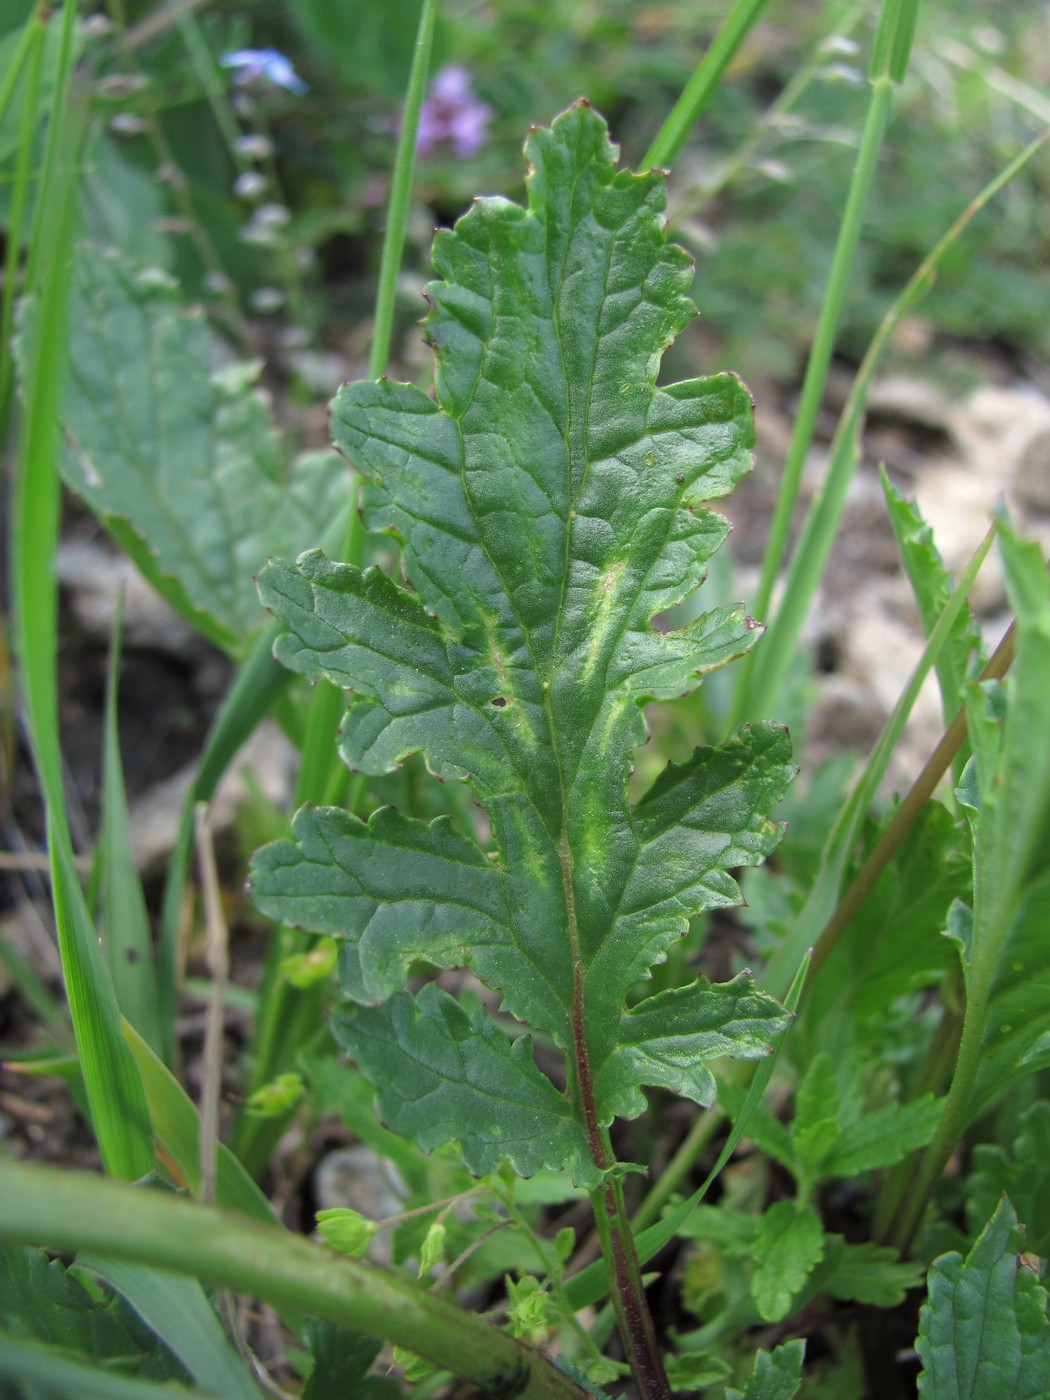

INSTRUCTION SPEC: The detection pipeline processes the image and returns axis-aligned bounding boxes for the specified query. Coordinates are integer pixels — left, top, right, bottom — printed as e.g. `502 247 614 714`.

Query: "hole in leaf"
490 696 507 708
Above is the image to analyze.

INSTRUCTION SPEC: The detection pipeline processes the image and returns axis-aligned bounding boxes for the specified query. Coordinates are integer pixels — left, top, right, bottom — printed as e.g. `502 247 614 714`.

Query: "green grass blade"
737 122 1048 725
0 8 46 431
643 0 775 170
0 1331 212 1400
122 1021 276 1225
0 1159 589 1400
369 0 438 378
10 0 152 1180
731 0 918 723
101 596 164 1055
47 830 154 1178
883 470 985 733
76 1257 263 1400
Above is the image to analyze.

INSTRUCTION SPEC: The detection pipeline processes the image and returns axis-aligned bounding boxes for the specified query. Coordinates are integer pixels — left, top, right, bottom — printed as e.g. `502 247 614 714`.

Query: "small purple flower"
415 65 491 158
220 48 307 95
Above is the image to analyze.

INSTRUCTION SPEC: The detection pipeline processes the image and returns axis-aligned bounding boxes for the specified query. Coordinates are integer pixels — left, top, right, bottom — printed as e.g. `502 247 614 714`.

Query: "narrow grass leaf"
77 1257 263 1400
643 0 775 169
0 1334 207 1400
10 1 152 1179
122 1021 276 1224
0 10 46 430
101 596 163 1054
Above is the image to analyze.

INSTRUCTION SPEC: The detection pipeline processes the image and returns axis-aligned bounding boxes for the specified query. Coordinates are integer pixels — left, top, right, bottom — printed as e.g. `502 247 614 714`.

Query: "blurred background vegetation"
3 0 1045 391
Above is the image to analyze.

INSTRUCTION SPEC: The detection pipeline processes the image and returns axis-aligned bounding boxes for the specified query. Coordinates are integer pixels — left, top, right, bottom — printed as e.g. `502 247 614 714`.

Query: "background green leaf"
751 1203 824 1323
917 1197 1050 1399
725 1339 805 1400
44 246 346 654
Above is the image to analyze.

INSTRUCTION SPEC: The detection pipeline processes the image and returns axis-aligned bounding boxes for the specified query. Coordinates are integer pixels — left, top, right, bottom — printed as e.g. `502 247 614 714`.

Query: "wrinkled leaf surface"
252 104 793 1183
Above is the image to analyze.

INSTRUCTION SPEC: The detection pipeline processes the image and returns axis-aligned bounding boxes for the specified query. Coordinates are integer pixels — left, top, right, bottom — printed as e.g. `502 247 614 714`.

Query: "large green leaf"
332 982 591 1180
251 103 792 1183
51 246 346 654
917 1197 1050 1399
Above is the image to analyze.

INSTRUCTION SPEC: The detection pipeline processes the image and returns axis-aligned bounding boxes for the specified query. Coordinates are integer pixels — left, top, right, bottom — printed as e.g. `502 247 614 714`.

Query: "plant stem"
369 0 438 378
0 1159 588 1400
557 817 669 1396
590 1150 671 1400
879 930 1006 1255
643 0 775 170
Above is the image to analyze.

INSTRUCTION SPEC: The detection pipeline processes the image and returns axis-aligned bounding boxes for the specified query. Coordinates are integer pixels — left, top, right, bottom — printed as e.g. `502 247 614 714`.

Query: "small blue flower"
220 48 307 95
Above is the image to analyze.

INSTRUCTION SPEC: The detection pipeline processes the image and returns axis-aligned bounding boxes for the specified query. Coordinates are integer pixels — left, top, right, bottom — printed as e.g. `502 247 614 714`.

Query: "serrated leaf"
793 1051 837 1140
252 103 792 1182
302 1321 386 1400
251 804 509 1007
823 1093 944 1178
725 1340 805 1400
751 1203 825 1323
40 246 345 654
804 1237 924 1308
678 1204 761 1255
666 1351 733 1390
803 802 965 1039
332 983 593 1182
594 970 788 1119
917 1197 1050 1399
